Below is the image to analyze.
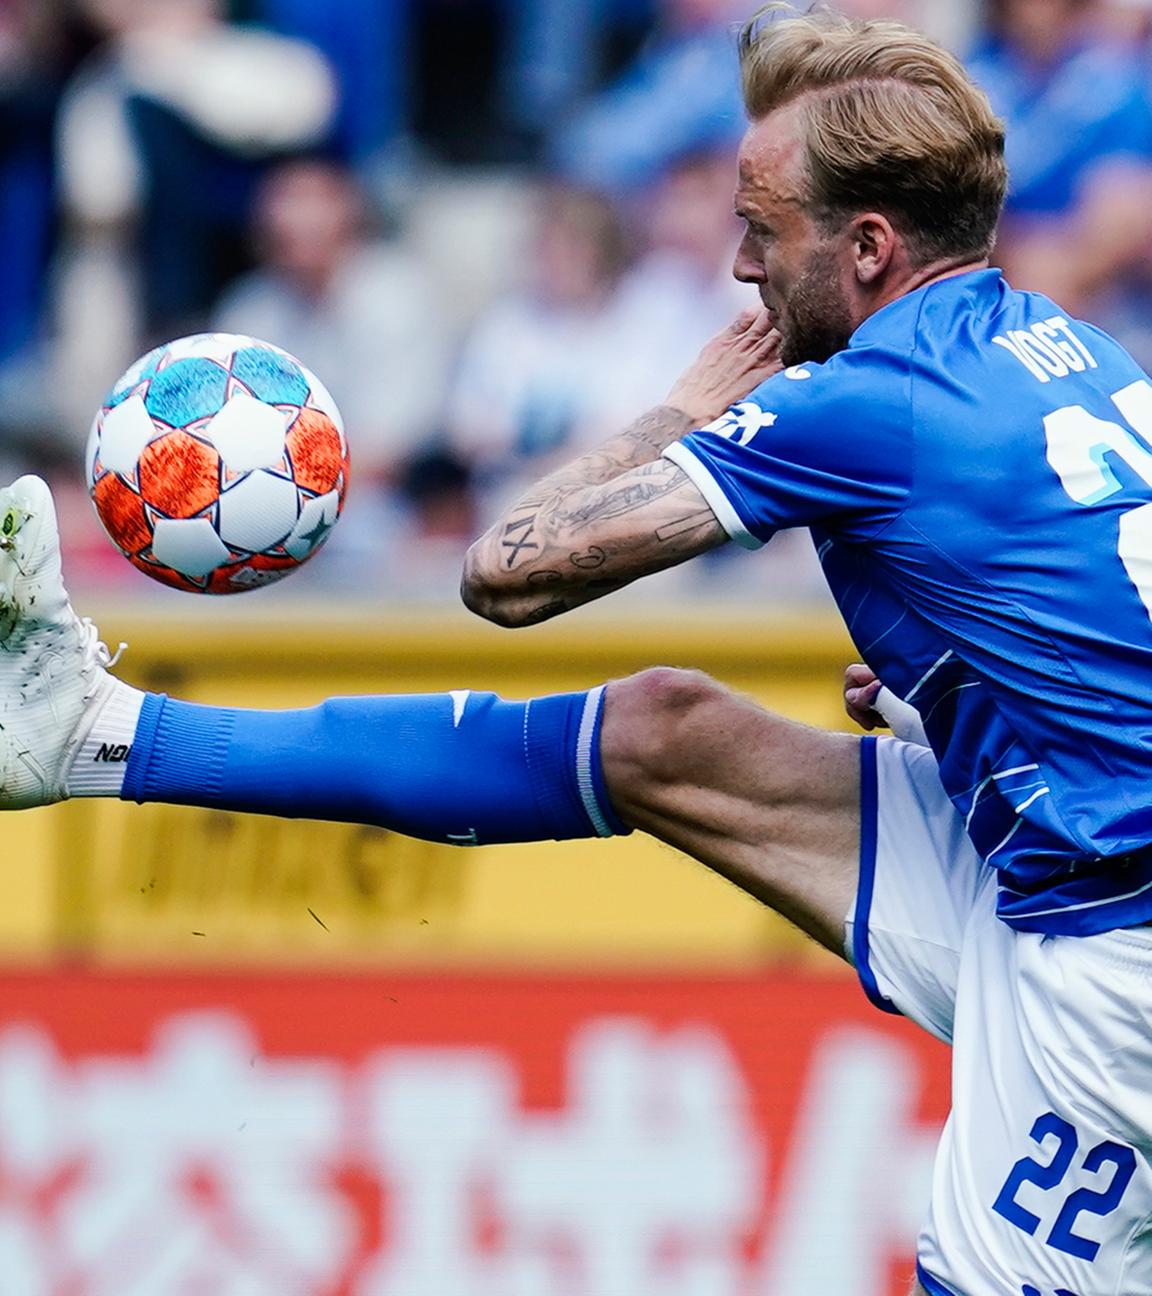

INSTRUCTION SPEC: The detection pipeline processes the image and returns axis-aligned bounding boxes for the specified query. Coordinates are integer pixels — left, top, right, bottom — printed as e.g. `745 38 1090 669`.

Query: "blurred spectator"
0 1 83 476
0 2 70 368
212 157 452 487
252 0 410 166
497 0 656 162
551 0 747 191
406 0 655 166
968 0 1152 344
610 147 752 408
56 0 336 344
444 184 638 514
211 152 448 495
1100 0 1152 42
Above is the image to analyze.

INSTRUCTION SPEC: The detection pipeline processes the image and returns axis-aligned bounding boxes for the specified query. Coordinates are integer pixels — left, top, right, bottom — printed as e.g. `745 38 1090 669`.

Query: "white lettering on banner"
755 1029 934 1295
495 1021 759 1296
57 1014 353 1295
0 1028 75 1294
359 1050 516 1296
0 1010 941 1294
359 1022 758 1296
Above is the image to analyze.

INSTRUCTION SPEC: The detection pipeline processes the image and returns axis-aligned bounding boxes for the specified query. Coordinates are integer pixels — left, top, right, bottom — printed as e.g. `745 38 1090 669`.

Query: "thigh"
599 668 863 955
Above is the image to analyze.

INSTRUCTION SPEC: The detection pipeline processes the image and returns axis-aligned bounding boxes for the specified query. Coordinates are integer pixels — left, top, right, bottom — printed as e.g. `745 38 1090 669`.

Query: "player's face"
732 108 857 367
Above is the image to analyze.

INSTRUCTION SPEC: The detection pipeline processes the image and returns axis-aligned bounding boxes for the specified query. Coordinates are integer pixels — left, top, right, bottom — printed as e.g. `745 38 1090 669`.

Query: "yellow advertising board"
9 604 858 968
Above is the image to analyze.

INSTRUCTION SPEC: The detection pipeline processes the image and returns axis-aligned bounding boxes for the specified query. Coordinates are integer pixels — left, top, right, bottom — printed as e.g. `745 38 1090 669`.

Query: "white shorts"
847 736 1152 1296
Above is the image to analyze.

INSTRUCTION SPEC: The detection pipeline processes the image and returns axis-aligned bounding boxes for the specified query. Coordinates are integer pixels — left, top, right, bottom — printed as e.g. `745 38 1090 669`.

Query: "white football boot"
0 475 124 808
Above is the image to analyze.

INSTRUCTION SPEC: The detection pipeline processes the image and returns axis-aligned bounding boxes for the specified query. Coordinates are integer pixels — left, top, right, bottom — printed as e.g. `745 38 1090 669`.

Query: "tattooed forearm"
517 598 575 625
462 402 726 625
569 546 606 569
527 406 694 501
553 466 688 530
500 512 539 568
655 508 719 543
616 405 696 463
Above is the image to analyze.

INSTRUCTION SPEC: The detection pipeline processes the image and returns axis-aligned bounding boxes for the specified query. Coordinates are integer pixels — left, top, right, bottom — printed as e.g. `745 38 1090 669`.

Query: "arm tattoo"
655 508 718 543
500 513 539 569
539 406 694 497
554 469 687 530
569 546 606 569
467 403 721 622
518 597 575 625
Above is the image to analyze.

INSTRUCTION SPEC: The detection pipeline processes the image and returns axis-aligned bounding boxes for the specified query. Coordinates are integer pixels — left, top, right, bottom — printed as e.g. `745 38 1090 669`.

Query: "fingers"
726 305 775 338
844 662 878 688
728 306 761 333
843 662 882 730
745 306 776 338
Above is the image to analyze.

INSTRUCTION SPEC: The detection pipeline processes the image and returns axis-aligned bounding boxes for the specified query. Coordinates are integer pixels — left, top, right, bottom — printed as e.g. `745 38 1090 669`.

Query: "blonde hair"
739 7 1007 262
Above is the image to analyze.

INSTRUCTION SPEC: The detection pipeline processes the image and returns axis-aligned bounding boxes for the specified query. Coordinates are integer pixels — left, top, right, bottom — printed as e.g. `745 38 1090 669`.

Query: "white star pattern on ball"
305 372 346 440
205 392 293 472
284 490 340 560
217 471 301 553
162 333 258 365
96 396 158 479
151 517 232 579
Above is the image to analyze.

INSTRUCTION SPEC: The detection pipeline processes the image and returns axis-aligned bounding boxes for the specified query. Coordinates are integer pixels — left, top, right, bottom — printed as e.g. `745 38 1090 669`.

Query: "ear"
850 212 898 285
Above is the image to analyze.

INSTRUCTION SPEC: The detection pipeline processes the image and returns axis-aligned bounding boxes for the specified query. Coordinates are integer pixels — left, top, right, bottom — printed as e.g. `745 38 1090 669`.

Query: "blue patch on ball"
231 346 310 406
145 358 230 428
107 343 168 408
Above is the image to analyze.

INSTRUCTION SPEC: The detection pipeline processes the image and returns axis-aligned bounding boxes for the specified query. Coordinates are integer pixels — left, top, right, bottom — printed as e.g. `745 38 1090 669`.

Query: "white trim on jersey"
964 763 1040 829
661 442 764 550
904 649 954 703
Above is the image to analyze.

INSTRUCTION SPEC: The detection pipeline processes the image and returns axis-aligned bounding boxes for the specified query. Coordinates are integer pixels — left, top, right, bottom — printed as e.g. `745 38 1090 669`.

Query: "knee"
599 667 729 800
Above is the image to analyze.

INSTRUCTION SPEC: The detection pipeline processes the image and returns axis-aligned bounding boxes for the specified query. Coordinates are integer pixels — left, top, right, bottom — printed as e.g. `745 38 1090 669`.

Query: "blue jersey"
664 269 1152 936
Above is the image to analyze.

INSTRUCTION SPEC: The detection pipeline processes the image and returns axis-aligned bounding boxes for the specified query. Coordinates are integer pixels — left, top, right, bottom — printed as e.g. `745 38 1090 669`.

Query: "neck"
872 255 989 315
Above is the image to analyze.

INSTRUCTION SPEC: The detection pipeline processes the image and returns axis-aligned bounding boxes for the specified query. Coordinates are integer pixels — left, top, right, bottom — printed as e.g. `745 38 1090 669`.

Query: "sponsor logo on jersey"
702 402 777 447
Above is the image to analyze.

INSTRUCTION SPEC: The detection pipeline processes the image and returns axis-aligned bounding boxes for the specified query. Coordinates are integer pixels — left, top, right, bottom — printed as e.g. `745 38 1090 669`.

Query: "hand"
665 307 783 426
843 662 883 731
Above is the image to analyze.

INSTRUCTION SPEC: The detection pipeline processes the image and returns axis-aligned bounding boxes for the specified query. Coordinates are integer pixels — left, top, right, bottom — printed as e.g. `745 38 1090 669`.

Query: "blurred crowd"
4 0 1152 604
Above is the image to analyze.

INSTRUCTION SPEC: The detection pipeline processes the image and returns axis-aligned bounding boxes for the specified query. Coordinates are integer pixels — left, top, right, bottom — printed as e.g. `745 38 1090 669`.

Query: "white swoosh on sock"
449 690 470 727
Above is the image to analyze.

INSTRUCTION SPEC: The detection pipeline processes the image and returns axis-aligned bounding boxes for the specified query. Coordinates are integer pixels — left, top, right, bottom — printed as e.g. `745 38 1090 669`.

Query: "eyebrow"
734 206 770 227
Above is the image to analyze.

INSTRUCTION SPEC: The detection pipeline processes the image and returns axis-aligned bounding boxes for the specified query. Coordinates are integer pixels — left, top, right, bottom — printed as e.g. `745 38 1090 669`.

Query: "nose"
732 229 763 284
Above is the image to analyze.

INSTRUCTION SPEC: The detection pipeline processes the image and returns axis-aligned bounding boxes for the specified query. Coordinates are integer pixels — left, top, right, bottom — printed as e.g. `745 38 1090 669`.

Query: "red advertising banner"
0 970 949 1295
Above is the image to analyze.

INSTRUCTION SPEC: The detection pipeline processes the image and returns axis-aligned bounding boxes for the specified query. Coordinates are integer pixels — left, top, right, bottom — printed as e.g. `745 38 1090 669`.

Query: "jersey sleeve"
662 345 914 549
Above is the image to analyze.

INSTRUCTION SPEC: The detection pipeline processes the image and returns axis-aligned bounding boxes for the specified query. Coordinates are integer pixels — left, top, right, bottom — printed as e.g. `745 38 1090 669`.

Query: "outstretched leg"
0 477 624 845
602 667 861 955
1 477 862 959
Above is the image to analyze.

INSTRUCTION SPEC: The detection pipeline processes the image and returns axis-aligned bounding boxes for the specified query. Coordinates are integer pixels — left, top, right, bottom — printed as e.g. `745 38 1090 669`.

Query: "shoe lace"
79 616 127 671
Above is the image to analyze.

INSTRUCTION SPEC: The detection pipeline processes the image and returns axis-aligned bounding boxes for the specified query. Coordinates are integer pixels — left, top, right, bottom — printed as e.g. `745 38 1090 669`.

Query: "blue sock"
121 686 629 844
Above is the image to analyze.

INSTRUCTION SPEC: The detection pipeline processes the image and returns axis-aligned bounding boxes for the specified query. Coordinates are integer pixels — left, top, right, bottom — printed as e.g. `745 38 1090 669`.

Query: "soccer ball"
86 333 349 593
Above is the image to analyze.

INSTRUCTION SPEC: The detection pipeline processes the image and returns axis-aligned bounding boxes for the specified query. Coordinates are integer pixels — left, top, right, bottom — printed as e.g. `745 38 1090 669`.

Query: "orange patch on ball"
286 408 347 495
205 553 300 594
93 473 152 556
138 430 221 518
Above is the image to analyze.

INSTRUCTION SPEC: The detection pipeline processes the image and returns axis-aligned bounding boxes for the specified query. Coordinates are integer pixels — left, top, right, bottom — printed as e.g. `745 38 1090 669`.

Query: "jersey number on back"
1045 378 1152 621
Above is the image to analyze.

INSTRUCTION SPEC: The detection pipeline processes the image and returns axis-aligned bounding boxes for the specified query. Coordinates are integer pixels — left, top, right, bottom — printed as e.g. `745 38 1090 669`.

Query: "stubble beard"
775 251 856 369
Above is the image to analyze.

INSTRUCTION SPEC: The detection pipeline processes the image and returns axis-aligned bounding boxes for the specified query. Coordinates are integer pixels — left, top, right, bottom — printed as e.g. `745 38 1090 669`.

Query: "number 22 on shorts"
991 1111 1137 1262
